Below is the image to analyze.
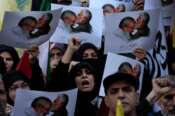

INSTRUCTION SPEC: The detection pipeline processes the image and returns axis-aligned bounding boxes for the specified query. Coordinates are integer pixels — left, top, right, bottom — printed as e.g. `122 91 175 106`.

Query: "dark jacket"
74 91 98 116
45 61 71 91
30 58 45 90
46 61 100 116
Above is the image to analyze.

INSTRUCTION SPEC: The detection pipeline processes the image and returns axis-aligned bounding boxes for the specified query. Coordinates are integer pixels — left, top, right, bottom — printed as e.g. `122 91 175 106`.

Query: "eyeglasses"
9 82 29 90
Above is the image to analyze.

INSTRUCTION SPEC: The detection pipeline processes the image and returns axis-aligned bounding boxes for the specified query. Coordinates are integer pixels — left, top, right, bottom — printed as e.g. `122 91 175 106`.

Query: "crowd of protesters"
0 0 175 116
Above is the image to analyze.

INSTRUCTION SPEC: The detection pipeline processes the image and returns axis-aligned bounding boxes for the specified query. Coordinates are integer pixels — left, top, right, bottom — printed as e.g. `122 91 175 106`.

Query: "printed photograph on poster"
0 9 62 48
50 4 103 48
144 0 174 17
104 9 160 53
99 52 144 96
52 0 90 7
13 89 78 116
90 0 134 15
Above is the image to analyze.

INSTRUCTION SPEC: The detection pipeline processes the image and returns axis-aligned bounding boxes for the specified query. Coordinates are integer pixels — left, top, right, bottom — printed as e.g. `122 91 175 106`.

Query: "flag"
16 50 32 79
40 0 51 11
116 100 124 116
0 0 31 30
0 0 17 30
16 0 32 11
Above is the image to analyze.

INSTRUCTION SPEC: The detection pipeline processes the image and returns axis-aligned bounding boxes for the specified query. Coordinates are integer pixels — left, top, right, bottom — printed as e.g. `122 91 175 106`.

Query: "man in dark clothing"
103 72 139 116
102 72 174 116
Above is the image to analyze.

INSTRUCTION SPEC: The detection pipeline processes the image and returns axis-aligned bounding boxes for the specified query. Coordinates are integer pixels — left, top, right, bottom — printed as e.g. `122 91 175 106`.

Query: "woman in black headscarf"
0 45 19 73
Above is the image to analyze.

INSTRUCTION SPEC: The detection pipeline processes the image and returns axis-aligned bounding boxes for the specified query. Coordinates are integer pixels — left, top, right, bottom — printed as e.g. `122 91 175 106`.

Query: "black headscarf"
74 43 99 61
3 70 30 92
0 57 6 75
0 45 19 71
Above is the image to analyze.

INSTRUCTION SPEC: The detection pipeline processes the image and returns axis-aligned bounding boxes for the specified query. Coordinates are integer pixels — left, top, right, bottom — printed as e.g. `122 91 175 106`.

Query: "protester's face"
64 15 76 25
0 79 7 103
103 6 114 15
136 15 145 28
159 89 175 115
105 81 138 115
0 52 14 72
50 48 63 70
82 48 98 60
9 80 29 101
75 68 95 92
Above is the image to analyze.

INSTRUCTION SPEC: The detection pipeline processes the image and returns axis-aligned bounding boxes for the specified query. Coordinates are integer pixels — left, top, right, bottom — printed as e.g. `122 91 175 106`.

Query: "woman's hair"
0 57 6 75
0 45 19 71
74 43 98 61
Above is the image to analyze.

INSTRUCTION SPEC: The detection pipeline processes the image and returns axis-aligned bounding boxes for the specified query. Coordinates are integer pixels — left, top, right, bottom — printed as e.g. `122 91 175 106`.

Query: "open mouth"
81 80 90 87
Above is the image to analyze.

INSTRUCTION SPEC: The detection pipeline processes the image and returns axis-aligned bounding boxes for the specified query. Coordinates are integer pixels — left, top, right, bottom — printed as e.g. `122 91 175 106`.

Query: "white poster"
38 41 50 76
99 52 144 96
0 9 62 48
53 0 90 7
90 0 134 12
72 0 89 7
144 0 175 26
50 4 103 48
13 89 78 116
104 9 160 53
